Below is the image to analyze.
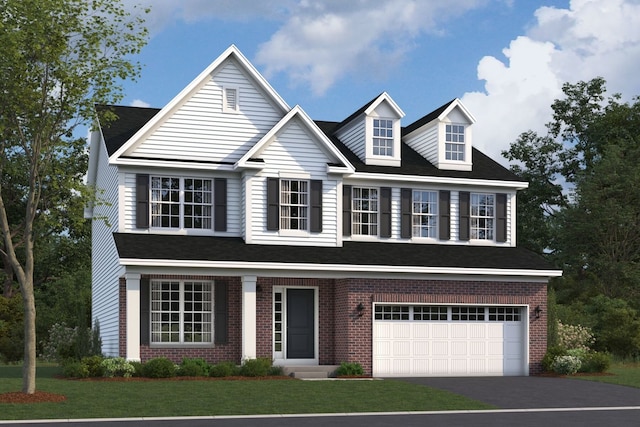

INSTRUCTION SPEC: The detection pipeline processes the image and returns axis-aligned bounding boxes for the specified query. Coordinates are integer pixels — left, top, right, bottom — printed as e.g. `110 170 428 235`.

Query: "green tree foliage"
0 0 148 393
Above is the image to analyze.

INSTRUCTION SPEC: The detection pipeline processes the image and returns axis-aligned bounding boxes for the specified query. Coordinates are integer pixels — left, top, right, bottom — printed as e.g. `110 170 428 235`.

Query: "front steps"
282 365 339 379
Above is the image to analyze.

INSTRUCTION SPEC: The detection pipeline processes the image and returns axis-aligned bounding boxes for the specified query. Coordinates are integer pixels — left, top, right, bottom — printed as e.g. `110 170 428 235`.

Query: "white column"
241 275 258 360
125 273 141 362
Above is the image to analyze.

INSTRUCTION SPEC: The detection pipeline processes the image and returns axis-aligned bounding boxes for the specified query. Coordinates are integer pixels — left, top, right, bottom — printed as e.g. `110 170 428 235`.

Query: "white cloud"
462 0 640 163
130 99 151 108
254 0 489 95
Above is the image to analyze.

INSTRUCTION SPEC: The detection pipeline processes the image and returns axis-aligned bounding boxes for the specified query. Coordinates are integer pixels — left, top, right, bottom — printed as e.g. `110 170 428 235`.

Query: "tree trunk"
21 277 36 394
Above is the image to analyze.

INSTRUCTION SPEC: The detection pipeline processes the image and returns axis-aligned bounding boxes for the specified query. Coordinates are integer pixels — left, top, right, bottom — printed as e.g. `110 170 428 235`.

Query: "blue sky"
120 0 640 163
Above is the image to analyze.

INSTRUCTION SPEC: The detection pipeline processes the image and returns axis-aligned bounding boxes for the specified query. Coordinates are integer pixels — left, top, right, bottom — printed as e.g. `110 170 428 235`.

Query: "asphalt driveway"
396 376 640 409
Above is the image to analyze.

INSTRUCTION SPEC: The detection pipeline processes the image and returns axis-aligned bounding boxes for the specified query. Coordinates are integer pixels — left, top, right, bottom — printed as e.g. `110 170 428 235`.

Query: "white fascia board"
120 258 562 278
364 92 406 118
112 157 237 172
109 45 290 163
235 105 355 173
440 98 477 124
348 172 529 190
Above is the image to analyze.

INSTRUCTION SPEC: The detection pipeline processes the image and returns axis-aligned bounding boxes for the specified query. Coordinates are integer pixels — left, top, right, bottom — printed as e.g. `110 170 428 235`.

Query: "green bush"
81 355 105 377
269 365 284 376
101 357 135 378
239 358 273 377
177 358 209 377
62 360 89 378
209 361 239 377
40 322 102 363
580 352 612 373
141 357 177 378
336 362 364 376
542 346 567 372
130 361 144 377
553 355 582 375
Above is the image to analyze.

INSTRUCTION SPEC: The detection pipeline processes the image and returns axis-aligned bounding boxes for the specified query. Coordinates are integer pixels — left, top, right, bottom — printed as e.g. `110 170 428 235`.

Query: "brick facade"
119 274 547 375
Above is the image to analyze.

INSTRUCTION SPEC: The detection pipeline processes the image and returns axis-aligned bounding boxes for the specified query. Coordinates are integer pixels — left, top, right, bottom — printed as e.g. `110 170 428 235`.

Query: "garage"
372 304 527 377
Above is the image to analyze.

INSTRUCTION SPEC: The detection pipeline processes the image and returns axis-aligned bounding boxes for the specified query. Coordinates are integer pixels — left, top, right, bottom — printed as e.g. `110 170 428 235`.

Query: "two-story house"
85 45 561 377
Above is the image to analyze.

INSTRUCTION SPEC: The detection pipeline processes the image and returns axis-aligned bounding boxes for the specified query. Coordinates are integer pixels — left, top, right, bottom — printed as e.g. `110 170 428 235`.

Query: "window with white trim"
445 124 465 161
375 305 522 322
150 281 213 344
280 179 308 230
373 119 393 156
151 176 213 230
412 190 437 238
471 193 494 240
352 187 378 236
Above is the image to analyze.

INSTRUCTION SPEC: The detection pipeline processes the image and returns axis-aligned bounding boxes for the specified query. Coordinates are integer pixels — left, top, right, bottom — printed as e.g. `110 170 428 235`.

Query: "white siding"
404 124 439 165
126 58 283 163
247 119 339 246
90 138 121 357
121 170 242 236
335 119 366 161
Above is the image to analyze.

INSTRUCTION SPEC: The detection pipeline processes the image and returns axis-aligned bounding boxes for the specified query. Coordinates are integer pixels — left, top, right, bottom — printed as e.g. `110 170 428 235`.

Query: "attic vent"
223 86 239 112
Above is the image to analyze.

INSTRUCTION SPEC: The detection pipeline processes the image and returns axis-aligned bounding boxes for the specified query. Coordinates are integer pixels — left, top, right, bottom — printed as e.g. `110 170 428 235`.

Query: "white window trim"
470 192 495 241
150 280 214 346
150 175 214 232
372 118 394 157
445 123 466 161
411 189 438 240
279 178 310 232
352 186 379 237
222 85 240 113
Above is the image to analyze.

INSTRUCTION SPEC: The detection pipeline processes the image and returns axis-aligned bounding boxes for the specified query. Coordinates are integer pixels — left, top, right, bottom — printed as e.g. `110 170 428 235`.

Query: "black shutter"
459 191 470 241
266 178 279 231
136 174 149 229
496 193 507 242
140 277 150 346
400 188 412 239
214 178 227 232
380 187 392 238
310 180 323 233
439 190 450 240
342 185 352 236
214 281 228 345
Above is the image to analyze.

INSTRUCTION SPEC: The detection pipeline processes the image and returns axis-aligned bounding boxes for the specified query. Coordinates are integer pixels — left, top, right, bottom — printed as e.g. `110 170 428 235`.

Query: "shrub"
177 358 209 377
580 352 612 373
81 355 105 377
40 322 102 363
101 357 135 378
557 321 594 352
552 355 582 375
130 361 144 377
542 346 567 372
141 357 177 378
62 360 89 378
209 361 239 377
269 365 284 376
239 358 273 377
336 362 364 376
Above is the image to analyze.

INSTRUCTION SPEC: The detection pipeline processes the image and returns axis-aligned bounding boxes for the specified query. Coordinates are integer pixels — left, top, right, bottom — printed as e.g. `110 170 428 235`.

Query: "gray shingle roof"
113 233 555 272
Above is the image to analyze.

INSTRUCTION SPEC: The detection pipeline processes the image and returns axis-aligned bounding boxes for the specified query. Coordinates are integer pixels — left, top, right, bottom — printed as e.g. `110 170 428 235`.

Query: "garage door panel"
432 341 449 356
413 341 429 356
450 324 468 338
470 341 486 356
431 324 449 339
469 324 487 338
393 340 411 357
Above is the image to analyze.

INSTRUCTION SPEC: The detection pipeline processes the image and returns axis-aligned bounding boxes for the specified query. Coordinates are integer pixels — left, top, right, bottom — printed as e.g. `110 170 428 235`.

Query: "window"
352 187 378 235
223 87 239 112
445 124 465 161
471 193 494 240
375 305 409 320
451 306 485 321
151 176 213 230
412 190 437 238
280 179 308 230
150 281 213 344
413 306 447 321
373 119 393 156
375 305 522 322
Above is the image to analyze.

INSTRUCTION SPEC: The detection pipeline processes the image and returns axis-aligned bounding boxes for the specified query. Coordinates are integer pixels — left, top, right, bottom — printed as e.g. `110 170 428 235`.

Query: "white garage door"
373 305 526 377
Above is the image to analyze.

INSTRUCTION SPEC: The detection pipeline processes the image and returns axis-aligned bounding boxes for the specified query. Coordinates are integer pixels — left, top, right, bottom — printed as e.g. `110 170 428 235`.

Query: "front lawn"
0 365 493 420
576 362 640 388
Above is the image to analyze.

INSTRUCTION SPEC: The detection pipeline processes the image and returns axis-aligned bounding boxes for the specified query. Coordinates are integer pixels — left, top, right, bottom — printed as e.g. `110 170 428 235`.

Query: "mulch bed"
0 391 67 404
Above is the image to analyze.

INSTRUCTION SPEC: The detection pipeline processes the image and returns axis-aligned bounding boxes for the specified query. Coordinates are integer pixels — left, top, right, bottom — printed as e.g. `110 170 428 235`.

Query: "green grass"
576 362 640 388
0 365 493 420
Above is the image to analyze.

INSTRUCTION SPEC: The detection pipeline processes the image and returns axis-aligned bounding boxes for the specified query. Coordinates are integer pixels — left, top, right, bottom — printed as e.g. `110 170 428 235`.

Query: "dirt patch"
0 391 67 404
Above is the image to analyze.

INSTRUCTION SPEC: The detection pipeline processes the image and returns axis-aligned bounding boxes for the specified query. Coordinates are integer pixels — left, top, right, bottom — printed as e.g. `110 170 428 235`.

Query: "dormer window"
445 124 465 161
373 119 393 156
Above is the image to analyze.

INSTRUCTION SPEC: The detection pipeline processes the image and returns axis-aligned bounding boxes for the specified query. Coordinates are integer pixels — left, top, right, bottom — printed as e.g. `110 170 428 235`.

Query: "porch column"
125 273 141 362
241 275 258 360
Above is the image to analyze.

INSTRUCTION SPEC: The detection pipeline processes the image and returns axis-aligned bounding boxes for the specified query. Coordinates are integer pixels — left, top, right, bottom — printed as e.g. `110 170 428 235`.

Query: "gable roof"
235 105 355 173
108 45 290 162
403 98 475 136
113 233 559 276
96 105 160 156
